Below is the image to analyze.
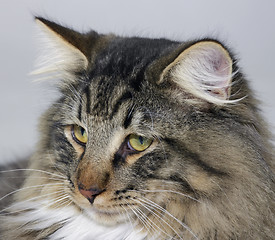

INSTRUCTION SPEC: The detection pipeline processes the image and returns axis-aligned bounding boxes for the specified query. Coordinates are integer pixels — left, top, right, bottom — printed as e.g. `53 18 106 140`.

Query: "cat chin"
74 197 129 226
83 206 127 226
10 200 147 240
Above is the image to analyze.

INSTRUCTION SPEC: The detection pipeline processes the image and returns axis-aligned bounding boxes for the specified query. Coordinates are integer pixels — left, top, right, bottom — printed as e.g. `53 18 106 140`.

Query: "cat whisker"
120 204 136 233
136 200 171 238
136 189 201 203
59 199 73 211
0 189 67 215
122 197 167 239
45 194 71 209
25 194 71 217
144 200 186 240
134 206 160 238
210 178 235 209
139 196 198 240
128 189 198 239
34 198 73 226
121 202 154 240
2 176 65 182
132 198 181 240
160 177 197 196
0 182 65 204
0 169 67 180
14 198 73 234
126 201 151 237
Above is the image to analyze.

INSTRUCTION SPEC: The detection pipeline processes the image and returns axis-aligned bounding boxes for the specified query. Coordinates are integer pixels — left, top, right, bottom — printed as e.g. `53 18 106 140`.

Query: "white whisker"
133 198 181 240
19 194 70 218
0 189 67 215
136 189 201 203
14 198 73 233
139 196 199 240
127 202 151 236
135 206 159 238
0 169 67 179
0 182 65 204
120 204 135 231
1 176 65 181
46 195 71 209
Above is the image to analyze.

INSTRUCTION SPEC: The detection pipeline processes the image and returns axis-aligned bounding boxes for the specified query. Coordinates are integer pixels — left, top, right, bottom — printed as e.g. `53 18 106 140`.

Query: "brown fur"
1 17 274 239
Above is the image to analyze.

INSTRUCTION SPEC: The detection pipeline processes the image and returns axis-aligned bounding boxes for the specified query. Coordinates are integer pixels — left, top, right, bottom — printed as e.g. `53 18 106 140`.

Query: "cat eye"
128 134 153 152
71 125 88 146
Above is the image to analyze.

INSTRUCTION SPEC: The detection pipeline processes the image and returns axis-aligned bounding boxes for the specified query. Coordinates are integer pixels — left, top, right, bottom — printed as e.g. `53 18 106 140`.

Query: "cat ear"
32 17 90 78
159 41 235 105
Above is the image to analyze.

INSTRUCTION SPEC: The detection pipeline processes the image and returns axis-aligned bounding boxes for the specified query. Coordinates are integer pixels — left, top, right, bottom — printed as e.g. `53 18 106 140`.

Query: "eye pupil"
139 136 144 145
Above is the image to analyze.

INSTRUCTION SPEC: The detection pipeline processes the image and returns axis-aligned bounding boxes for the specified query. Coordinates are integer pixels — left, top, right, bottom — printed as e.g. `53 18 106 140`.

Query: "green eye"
71 125 88 145
128 134 153 152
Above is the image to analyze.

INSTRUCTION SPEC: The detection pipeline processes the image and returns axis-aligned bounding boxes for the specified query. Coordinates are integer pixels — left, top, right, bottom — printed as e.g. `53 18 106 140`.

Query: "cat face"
39 36 201 230
2 17 274 240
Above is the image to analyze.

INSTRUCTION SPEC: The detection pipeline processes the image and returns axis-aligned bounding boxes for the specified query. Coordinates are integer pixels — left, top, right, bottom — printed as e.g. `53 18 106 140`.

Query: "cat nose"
78 183 105 204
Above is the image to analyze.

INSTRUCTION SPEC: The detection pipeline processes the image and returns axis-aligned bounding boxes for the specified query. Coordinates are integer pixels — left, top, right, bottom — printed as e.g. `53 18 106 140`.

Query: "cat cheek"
186 167 218 192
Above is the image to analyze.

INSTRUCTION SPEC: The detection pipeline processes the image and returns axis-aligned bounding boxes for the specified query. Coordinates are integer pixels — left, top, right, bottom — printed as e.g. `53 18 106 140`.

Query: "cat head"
26 17 272 238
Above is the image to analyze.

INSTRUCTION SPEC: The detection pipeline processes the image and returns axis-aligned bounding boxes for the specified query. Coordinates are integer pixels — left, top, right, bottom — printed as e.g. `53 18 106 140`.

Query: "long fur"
1 17 274 240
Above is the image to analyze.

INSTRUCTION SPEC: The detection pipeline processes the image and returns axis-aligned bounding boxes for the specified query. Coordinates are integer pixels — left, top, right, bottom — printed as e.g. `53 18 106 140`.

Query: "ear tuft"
161 41 237 105
31 17 88 82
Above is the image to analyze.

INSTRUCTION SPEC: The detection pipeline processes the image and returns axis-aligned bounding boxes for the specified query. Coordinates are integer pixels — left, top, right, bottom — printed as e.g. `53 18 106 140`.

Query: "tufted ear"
32 17 92 78
159 41 235 105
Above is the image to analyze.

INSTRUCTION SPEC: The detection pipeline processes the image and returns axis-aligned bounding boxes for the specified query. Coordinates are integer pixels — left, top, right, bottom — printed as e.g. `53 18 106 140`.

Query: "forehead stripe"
84 85 91 114
109 91 133 120
123 105 135 129
78 98 83 121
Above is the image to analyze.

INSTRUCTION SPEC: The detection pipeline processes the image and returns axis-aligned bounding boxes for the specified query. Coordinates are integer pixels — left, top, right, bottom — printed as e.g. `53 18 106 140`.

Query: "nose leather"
78 184 105 204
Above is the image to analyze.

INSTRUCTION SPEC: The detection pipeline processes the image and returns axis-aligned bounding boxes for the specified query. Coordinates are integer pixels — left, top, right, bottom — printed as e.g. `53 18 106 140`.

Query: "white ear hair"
160 41 238 105
31 19 88 81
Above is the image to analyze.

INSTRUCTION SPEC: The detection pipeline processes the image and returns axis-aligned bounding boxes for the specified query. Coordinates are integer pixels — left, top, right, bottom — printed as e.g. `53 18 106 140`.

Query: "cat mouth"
76 204 128 225
83 206 128 225
90 207 122 216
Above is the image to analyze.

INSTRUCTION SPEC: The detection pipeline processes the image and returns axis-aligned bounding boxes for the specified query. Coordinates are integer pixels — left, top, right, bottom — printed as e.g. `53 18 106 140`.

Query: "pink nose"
78 184 105 204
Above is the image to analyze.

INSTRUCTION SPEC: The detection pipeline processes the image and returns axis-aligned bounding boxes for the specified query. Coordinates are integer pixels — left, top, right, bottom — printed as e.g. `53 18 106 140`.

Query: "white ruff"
10 201 147 240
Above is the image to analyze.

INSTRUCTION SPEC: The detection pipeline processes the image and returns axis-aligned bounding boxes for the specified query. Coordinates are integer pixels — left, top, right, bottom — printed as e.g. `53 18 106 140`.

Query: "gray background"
0 0 274 164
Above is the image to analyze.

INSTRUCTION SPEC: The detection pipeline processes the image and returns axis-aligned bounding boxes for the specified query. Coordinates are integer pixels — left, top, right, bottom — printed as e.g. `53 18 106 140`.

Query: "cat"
0 16 274 240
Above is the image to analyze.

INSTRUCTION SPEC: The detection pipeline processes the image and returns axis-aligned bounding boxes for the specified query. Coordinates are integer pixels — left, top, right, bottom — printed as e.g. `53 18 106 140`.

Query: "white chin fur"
8 200 147 240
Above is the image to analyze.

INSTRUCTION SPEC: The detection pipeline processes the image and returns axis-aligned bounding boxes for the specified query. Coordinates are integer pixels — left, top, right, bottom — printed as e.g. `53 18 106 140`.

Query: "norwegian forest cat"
0 17 274 239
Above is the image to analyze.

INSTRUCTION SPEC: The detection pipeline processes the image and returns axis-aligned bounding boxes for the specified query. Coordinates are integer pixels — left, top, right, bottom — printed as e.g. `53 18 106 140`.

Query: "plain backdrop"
0 0 274 163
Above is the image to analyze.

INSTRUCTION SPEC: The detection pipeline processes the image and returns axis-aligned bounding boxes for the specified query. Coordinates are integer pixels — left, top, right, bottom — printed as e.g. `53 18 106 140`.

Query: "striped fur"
0 17 274 239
